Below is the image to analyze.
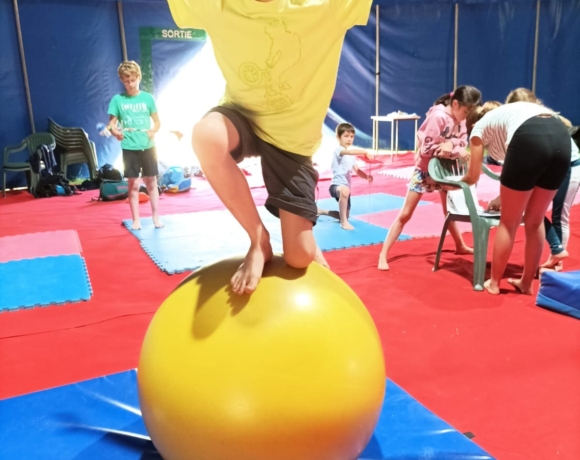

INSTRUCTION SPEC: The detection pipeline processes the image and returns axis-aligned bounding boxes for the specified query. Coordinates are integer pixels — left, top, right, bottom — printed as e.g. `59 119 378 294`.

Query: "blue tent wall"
0 0 32 189
1 0 579 188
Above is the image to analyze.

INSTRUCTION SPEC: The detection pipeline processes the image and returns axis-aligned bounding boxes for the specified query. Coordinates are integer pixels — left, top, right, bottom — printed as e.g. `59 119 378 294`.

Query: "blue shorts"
329 184 351 209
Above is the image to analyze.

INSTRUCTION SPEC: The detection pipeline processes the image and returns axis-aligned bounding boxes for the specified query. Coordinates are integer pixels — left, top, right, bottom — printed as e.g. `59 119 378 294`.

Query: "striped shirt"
470 102 554 163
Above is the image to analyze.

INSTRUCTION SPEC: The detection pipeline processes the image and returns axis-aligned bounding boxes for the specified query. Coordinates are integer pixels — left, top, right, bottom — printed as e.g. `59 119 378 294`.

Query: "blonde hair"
506 87 540 104
506 87 572 127
117 61 142 79
466 101 502 135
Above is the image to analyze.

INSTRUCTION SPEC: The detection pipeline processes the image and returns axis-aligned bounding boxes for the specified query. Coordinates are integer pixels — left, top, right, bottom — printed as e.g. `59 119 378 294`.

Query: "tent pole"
117 1 128 61
13 0 35 133
374 4 380 152
532 0 540 93
453 3 459 89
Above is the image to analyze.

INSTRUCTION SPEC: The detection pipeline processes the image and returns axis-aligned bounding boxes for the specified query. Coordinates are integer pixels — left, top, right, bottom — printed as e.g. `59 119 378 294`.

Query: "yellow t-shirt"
167 0 373 156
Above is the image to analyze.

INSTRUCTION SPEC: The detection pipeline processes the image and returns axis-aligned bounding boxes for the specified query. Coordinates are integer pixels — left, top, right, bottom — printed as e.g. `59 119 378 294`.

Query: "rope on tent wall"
13 0 35 133
453 3 459 89
118 1 128 61
532 0 540 93
370 4 380 224
373 4 380 152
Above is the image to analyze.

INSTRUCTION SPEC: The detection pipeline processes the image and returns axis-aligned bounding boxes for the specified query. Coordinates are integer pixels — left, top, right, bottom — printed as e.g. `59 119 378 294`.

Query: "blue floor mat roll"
536 270 580 319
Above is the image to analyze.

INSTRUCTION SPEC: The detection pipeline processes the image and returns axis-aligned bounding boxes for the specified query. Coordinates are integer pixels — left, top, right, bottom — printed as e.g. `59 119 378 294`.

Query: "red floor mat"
1 176 580 460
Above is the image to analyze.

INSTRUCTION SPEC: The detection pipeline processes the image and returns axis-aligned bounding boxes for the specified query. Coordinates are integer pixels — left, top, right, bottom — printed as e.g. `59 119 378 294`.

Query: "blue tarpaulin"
1 0 579 187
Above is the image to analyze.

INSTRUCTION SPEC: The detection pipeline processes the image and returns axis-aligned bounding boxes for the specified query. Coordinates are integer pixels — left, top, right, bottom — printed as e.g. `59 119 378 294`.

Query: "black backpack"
30 144 58 176
34 173 75 198
97 164 123 182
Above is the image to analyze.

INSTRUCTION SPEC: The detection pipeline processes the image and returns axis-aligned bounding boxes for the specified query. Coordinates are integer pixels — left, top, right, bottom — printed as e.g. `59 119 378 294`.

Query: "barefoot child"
318 123 373 230
107 61 163 230
377 86 481 270
167 0 373 294
463 101 571 295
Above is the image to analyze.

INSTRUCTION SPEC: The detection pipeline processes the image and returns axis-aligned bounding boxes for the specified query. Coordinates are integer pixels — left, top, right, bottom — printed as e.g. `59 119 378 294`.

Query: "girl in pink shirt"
378 86 481 271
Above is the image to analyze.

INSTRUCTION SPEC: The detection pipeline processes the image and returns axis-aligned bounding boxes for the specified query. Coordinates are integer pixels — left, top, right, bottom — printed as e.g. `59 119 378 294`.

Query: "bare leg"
279 209 317 269
143 176 163 228
337 186 354 230
508 186 558 295
317 208 341 220
192 113 272 295
314 245 330 269
128 178 141 230
439 190 473 254
378 190 422 270
485 185 531 294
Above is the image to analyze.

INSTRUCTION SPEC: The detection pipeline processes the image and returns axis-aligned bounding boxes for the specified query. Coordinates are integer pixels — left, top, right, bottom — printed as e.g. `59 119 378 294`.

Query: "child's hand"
367 175 373 183
365 151 375 160
147 130 156 140
435 141 454 158
487 197 501 212
111 127 124 141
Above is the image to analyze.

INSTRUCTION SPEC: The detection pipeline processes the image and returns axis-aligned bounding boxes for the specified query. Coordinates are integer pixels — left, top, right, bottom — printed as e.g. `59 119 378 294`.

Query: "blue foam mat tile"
316 193 430 217
123 209 285 274
0 255 92 312
0 372 494 460
314 219 411 251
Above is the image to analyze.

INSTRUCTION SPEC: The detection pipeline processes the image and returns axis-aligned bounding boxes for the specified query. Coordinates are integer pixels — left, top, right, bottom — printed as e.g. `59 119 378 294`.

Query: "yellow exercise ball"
138 255 385 460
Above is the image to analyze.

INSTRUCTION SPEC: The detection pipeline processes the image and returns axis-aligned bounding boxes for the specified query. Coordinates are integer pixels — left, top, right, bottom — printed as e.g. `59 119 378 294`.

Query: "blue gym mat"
123 207 408 273
536 270 580 319
314 219 411 251
316 193 430 218
0 255 92 312
123 209 283 274
0 370 494 460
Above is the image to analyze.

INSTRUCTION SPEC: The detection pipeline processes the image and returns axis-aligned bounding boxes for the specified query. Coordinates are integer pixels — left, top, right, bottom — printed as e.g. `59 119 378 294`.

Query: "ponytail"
434 85 482 107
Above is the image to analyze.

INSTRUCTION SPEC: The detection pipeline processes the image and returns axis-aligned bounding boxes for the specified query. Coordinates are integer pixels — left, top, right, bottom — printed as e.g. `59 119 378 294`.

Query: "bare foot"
231 235 273 295
456 245 474 255
540 250 568 269
507 278 533 295
484 279 500 295
131 221 141 230
340 221 355 231
315 246 330 270
153 217 164 229
378 255 389 271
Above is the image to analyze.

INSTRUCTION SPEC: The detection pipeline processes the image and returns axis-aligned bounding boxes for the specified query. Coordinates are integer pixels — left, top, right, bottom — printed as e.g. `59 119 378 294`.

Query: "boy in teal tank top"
107 61 163 230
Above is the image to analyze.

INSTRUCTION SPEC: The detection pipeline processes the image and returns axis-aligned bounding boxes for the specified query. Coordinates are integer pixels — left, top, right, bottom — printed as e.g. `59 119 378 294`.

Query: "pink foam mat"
0 230 82 263
356 204 473 238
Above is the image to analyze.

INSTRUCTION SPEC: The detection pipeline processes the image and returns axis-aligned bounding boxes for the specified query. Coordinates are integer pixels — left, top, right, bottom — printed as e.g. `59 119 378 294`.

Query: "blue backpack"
160 166 191 193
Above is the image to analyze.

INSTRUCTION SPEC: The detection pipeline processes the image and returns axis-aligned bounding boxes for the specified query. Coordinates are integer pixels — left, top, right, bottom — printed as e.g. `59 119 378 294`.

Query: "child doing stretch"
378 86 482 271
318 123 374 230
167 0 374 294
463 101 571 295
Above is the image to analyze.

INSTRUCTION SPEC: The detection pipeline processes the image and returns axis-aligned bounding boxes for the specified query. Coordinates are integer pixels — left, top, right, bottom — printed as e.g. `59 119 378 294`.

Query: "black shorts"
329 184 351 209
123 147 158 178
501 116 571 191
208 106 319 224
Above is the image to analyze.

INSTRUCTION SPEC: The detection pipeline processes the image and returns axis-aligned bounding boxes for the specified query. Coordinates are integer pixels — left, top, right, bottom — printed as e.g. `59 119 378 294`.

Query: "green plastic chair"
428 157 501 291
3 133 56 197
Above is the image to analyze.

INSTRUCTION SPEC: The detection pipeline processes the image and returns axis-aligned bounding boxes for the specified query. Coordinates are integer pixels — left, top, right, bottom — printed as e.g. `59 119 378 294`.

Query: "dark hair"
434 85 482 108
506 88 539 104
336 123 355 137
466 101 502 135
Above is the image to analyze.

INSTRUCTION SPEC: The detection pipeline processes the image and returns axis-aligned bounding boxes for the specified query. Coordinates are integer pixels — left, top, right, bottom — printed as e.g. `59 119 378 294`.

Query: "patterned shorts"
408 167 441 194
